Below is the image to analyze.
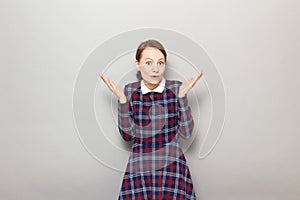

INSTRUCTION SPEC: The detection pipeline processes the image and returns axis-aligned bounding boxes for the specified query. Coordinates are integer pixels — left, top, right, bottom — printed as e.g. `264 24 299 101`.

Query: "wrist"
119 95 127 103
178 93 186 98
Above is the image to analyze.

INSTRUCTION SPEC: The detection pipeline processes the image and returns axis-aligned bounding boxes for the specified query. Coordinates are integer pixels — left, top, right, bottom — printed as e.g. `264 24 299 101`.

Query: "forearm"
177 94 194 139
118 91 135 141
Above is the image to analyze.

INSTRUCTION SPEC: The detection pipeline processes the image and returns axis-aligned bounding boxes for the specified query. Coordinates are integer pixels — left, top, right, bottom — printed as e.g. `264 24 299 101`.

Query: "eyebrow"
144 57 165 61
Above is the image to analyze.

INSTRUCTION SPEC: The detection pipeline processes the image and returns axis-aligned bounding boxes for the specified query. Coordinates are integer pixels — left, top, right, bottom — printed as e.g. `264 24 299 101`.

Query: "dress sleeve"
117 84 135 142
177 83 194 139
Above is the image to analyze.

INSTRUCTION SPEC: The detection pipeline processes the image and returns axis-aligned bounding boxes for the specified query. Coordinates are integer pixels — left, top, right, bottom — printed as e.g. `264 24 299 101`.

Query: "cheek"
158 67 166 75
140 68 151 76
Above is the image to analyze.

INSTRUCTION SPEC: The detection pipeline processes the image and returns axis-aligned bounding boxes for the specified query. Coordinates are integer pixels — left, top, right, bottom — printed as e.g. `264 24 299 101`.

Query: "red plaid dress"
118 78 196 200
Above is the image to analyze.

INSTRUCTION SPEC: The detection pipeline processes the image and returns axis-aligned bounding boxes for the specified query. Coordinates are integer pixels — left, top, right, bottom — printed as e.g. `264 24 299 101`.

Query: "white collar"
141 77 166 94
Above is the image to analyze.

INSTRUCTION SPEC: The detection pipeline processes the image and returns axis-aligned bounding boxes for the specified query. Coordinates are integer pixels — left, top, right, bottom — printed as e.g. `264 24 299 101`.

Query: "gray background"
1 0 299 199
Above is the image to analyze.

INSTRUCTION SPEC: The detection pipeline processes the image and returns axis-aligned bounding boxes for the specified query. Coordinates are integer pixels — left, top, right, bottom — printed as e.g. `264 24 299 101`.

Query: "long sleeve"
118 85 135 142
177 93 194 139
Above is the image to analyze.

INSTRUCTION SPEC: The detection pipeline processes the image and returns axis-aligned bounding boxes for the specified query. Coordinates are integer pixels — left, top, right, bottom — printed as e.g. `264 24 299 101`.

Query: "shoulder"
124 81 140 89
123 81 140 95
166 79 183 89
165 79 183 95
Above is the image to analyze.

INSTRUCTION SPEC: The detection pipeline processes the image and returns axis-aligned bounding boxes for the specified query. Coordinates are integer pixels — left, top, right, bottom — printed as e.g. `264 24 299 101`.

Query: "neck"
145 83 159 90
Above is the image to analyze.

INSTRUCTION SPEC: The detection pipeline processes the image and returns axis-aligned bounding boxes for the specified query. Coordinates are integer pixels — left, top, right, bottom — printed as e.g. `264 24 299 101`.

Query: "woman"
100 39 203 199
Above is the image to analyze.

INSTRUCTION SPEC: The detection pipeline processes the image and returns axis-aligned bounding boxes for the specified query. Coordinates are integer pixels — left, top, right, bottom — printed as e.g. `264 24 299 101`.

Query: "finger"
191 74 201 87
105 77 112 87
109 79 116 88
107 78 115 91
199 71 203 77
194 74 201 83
107 78 113 87
102 76 112 90
100 74 107 83
101 74 117 93
100 73 105 80
198 71 203 78
196 71 202 79
195 71 203 81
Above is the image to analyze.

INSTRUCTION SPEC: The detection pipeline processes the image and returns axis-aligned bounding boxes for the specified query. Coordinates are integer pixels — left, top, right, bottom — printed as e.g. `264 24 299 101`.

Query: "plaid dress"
118 79 196 200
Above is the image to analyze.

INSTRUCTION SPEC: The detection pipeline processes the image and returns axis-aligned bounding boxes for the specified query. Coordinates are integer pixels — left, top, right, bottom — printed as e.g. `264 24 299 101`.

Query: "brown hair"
135 39 167 81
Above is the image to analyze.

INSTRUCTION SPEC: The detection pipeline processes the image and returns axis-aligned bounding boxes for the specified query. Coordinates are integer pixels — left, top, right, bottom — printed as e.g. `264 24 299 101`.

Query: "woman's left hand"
178 71 203 97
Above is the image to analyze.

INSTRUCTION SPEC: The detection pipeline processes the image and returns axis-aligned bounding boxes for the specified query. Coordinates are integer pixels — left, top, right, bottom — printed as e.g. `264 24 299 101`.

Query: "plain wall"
0 0 299 199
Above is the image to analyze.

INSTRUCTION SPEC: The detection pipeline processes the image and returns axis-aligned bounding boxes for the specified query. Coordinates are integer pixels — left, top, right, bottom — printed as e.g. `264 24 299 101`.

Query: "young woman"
101 39 203 199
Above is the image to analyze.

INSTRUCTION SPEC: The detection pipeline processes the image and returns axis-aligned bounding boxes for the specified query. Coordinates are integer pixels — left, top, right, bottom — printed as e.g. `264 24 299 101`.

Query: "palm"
179 71 203 97
100 74 125 99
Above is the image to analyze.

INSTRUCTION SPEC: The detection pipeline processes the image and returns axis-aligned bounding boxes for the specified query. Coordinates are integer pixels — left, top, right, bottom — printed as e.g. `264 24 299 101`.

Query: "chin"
148 80 161 85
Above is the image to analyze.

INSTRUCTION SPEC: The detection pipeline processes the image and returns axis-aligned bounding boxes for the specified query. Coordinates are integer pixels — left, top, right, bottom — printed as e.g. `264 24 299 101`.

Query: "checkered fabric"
118 79 196 200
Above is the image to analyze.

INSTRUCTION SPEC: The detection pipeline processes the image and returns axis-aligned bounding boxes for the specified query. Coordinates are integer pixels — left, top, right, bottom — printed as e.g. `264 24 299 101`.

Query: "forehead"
141 47 165 60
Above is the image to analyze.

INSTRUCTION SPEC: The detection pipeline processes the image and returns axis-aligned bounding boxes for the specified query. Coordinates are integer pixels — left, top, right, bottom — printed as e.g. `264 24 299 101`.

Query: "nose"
152 64 159 72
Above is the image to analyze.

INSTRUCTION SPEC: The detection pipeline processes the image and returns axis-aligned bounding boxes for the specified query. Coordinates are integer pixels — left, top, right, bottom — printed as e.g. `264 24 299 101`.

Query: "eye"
145 61 152 65
158 61 165 65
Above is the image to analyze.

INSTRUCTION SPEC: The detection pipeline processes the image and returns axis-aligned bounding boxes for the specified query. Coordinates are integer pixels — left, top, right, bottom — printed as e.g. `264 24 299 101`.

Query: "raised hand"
100 74 126 102
178 71 203 97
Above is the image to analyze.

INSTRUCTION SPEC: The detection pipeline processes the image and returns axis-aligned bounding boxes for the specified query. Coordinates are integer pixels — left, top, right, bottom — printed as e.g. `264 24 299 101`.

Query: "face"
135 47 166 87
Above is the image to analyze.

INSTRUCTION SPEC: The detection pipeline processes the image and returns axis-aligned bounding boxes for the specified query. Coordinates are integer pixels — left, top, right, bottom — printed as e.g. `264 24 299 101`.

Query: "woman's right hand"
100 74 126 102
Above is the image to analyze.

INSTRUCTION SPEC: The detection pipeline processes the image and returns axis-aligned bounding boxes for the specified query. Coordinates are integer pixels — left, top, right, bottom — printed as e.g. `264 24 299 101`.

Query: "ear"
135 60 140 71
